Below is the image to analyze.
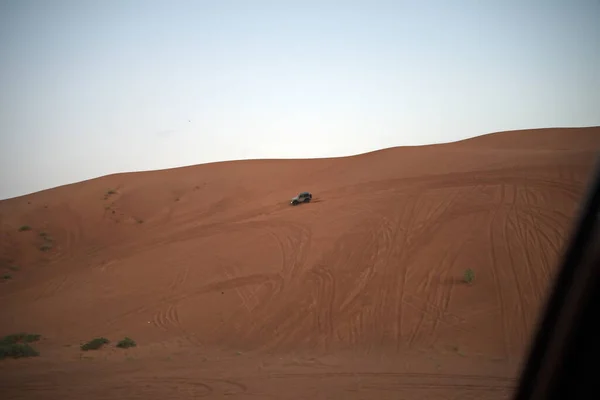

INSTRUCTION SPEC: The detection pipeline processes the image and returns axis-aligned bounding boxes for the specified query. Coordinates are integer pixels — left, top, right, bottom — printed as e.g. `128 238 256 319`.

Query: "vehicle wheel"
304 198 311 203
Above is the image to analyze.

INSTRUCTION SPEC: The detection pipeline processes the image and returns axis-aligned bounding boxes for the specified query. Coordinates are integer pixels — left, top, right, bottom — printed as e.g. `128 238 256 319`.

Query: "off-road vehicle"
290 191 312 206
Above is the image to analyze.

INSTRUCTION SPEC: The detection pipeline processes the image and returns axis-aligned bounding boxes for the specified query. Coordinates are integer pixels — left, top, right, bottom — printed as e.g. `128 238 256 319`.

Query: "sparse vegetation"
18 225 31 232
40 243 53 252
116 337 136 349
2 333 41 343
38 232 54 252
452 345 466 357
0 333 41 359
104 189 118 200
1 274 12 281
8 265 20 271
81 337 110 351
463 268 475 284
0 343 40 359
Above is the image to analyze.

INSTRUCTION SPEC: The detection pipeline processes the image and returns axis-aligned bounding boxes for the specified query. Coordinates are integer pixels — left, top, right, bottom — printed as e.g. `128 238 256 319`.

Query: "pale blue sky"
1 0 599 200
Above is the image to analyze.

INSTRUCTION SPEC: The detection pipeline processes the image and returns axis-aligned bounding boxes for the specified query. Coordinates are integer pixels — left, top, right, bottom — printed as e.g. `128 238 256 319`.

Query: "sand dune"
1 126 599 399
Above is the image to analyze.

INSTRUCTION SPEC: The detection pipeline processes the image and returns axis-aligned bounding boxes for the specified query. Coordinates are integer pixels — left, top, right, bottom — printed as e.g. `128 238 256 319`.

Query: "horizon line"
2 125 598 202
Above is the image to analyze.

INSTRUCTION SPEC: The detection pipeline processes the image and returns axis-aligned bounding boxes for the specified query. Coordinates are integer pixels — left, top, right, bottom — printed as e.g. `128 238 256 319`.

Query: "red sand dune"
1 127 599 399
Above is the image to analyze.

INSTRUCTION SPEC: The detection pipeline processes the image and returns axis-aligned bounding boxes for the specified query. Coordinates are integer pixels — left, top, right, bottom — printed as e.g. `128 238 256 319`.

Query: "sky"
0 0 599 200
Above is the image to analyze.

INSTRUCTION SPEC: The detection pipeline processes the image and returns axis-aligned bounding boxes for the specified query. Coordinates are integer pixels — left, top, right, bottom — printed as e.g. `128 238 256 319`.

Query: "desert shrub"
81 337 109 351
0 343 39 359
0 333 41 345
1 274 11 280
40 243 52 252
463 268 475 284
18 225 31 232
0 333 41 359
116 337 136 349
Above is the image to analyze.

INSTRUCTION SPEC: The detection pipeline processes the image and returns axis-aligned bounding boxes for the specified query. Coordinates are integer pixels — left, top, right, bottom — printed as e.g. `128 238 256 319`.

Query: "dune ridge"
1 126 599 399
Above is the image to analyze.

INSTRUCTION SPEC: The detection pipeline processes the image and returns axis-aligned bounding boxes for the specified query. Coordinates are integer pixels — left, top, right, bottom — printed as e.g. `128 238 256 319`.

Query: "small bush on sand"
1 274 11 281
40 243 53 252
116 337 136 349
18 225 31 232
81 337 109 351
0 333 41 359
463 268 475 284
1 333 41 344
0 343 40 359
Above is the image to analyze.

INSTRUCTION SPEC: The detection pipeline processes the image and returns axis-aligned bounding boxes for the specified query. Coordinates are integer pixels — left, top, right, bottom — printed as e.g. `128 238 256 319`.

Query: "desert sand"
1 127 599 399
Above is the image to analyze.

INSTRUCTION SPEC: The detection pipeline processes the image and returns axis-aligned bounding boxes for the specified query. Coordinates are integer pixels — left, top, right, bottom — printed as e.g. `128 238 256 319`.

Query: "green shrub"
463 268 475 284
40 243 52 252
0 343 39 359
0 333 41 345
116 337 136 349
81 337 109 351
0 333 41 359
18 225 31 232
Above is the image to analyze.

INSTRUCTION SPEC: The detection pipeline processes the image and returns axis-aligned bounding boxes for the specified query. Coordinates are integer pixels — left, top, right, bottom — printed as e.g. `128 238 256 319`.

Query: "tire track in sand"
293 213 388 349
505 187 534 348
90 377 246 397
252 206 387 351
216 259 270 329
265 371 515 395
522 206 568 281
232 220 312 343
487 184 510 360
336 216 390 321
511 205 553 306
398 188 461 349
153 304 180 333
34 274 70 301
430 234 469 340
405 232 468 347
309 263 336 348
151 264 201 345
352 209 399 348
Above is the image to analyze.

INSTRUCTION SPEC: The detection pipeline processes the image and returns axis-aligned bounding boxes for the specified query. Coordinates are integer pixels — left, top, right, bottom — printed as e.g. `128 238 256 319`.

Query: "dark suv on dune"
290 191 312 206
